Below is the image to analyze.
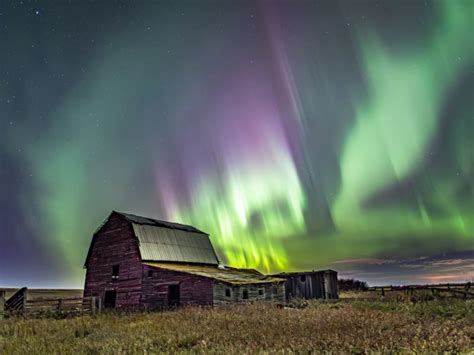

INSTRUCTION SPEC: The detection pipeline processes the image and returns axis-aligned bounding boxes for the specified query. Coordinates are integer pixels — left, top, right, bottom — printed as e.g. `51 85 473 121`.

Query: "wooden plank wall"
324 272 339 299
141 265 214 309
213 281 286 305
84 213 144 309
284 271 338 300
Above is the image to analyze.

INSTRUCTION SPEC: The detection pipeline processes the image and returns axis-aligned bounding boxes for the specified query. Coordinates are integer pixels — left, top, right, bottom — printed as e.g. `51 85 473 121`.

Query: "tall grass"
1 299 473 353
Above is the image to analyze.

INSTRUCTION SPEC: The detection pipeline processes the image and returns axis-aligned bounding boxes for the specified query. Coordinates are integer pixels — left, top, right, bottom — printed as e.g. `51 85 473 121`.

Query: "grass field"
1 295 473 353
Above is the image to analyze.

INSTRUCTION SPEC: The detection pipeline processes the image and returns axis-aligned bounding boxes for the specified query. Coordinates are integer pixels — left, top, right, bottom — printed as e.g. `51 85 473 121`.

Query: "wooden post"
97 297 102 314
90 297 96 316
0 291 5 320
22 291 27 317
58 299 63 314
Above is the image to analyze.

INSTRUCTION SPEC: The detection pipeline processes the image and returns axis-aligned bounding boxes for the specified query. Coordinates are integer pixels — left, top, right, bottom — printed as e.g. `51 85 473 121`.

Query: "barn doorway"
104 290 117 309
168 284 180 307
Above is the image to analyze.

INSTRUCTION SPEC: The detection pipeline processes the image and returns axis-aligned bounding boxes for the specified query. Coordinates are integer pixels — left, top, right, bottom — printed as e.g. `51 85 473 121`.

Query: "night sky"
1 0 472 288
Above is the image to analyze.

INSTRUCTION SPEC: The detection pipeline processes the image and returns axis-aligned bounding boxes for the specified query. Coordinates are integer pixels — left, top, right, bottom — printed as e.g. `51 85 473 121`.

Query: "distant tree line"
338 278 369 291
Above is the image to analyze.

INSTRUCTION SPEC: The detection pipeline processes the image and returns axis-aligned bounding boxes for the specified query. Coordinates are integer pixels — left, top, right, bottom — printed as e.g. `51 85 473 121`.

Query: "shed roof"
273 269 338 277
145 262 285 285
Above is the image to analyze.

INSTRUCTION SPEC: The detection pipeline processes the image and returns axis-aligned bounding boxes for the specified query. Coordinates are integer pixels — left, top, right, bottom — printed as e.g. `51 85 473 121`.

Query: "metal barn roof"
114 211 219 265
145 262 285 285
132 223 219 265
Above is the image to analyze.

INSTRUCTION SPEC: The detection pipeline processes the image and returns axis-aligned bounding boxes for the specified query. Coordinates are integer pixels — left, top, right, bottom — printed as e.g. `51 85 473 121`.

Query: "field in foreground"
1 298 473 353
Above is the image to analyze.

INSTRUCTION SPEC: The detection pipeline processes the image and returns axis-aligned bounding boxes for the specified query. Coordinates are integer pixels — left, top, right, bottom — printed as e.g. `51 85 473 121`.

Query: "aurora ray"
332 0 473 236
1 0 472 287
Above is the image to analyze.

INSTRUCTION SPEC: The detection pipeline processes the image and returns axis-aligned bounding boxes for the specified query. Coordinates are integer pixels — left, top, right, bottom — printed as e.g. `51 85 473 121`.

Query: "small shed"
142 263 285 308
84 211 285 309
274 270 339 300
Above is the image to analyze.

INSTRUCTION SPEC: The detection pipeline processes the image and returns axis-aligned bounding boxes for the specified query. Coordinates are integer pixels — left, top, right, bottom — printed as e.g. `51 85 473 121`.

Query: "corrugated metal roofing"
133 224 219 265
145 262 285 285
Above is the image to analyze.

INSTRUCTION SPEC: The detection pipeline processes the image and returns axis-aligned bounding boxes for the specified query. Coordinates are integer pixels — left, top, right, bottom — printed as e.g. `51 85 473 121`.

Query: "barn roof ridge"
113 210 208 235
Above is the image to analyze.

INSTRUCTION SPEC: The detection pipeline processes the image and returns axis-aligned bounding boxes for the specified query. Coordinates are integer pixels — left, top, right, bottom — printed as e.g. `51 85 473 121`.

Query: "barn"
274 270 339 300
84 211 286 309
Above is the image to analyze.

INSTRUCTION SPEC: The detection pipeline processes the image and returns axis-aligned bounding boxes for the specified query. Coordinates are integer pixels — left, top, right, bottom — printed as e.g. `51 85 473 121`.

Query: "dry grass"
1 298 473 354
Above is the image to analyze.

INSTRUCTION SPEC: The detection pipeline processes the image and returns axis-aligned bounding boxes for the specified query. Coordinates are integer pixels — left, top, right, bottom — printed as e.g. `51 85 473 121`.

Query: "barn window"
300 275 306 282
112 264 120 280
258 289 264 296
242 289 249 299
225 288 231 297
147 270 154 277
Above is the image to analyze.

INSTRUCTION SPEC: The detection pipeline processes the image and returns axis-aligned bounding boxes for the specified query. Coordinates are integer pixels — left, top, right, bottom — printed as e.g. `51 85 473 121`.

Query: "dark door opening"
168 284 180 307
104 290 117 309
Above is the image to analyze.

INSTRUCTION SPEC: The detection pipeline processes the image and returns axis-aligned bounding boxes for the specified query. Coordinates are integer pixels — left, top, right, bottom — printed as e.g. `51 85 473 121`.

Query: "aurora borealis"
1 0 473 287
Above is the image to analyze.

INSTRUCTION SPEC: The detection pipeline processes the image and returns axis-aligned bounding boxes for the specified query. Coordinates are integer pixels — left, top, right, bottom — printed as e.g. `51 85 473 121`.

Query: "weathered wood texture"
141 265 213 309
283 271 338 300
213 281 286 305
84 213 143 309
0 291 4 320
4 287 27 314
5 297 98 317
324 271 339 299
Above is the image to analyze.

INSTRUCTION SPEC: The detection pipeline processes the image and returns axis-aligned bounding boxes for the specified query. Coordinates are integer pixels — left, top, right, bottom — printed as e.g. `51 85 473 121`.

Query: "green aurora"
0 0 472 286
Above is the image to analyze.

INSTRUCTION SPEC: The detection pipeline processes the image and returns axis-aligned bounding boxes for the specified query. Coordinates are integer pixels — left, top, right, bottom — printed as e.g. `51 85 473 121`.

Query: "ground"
1 292 473 353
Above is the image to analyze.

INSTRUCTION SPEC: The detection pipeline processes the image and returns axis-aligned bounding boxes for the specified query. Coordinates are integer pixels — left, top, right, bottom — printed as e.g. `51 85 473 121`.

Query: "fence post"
22 291 27 317
58 299 63 314
97 297 102 314
90 297 96 316
0 291 4 320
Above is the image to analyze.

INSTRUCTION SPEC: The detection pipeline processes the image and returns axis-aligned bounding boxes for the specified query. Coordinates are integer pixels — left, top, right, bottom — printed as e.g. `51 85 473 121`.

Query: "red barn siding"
84 213 143 309
141 265 214 309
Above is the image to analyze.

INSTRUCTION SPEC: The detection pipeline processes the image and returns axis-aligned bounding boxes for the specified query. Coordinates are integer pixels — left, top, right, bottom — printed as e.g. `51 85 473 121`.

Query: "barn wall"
213 281 285 305
141 265 214 309
84 213 143 309
284 271 338 300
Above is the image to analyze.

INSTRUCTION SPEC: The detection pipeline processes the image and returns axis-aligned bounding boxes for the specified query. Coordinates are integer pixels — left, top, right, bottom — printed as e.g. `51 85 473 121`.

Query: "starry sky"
1 0 472 288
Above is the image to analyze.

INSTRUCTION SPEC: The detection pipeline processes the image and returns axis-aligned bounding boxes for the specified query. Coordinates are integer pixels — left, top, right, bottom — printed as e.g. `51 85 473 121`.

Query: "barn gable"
85 211 219 268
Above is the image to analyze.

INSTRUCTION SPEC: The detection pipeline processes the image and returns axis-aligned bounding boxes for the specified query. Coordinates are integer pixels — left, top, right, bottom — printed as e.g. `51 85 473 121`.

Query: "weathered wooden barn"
273 270 339 300
84 211 285 309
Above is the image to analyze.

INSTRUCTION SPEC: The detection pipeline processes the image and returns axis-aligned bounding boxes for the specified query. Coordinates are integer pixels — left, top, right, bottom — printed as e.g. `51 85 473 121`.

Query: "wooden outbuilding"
84 211 285 309
273 270 339 300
